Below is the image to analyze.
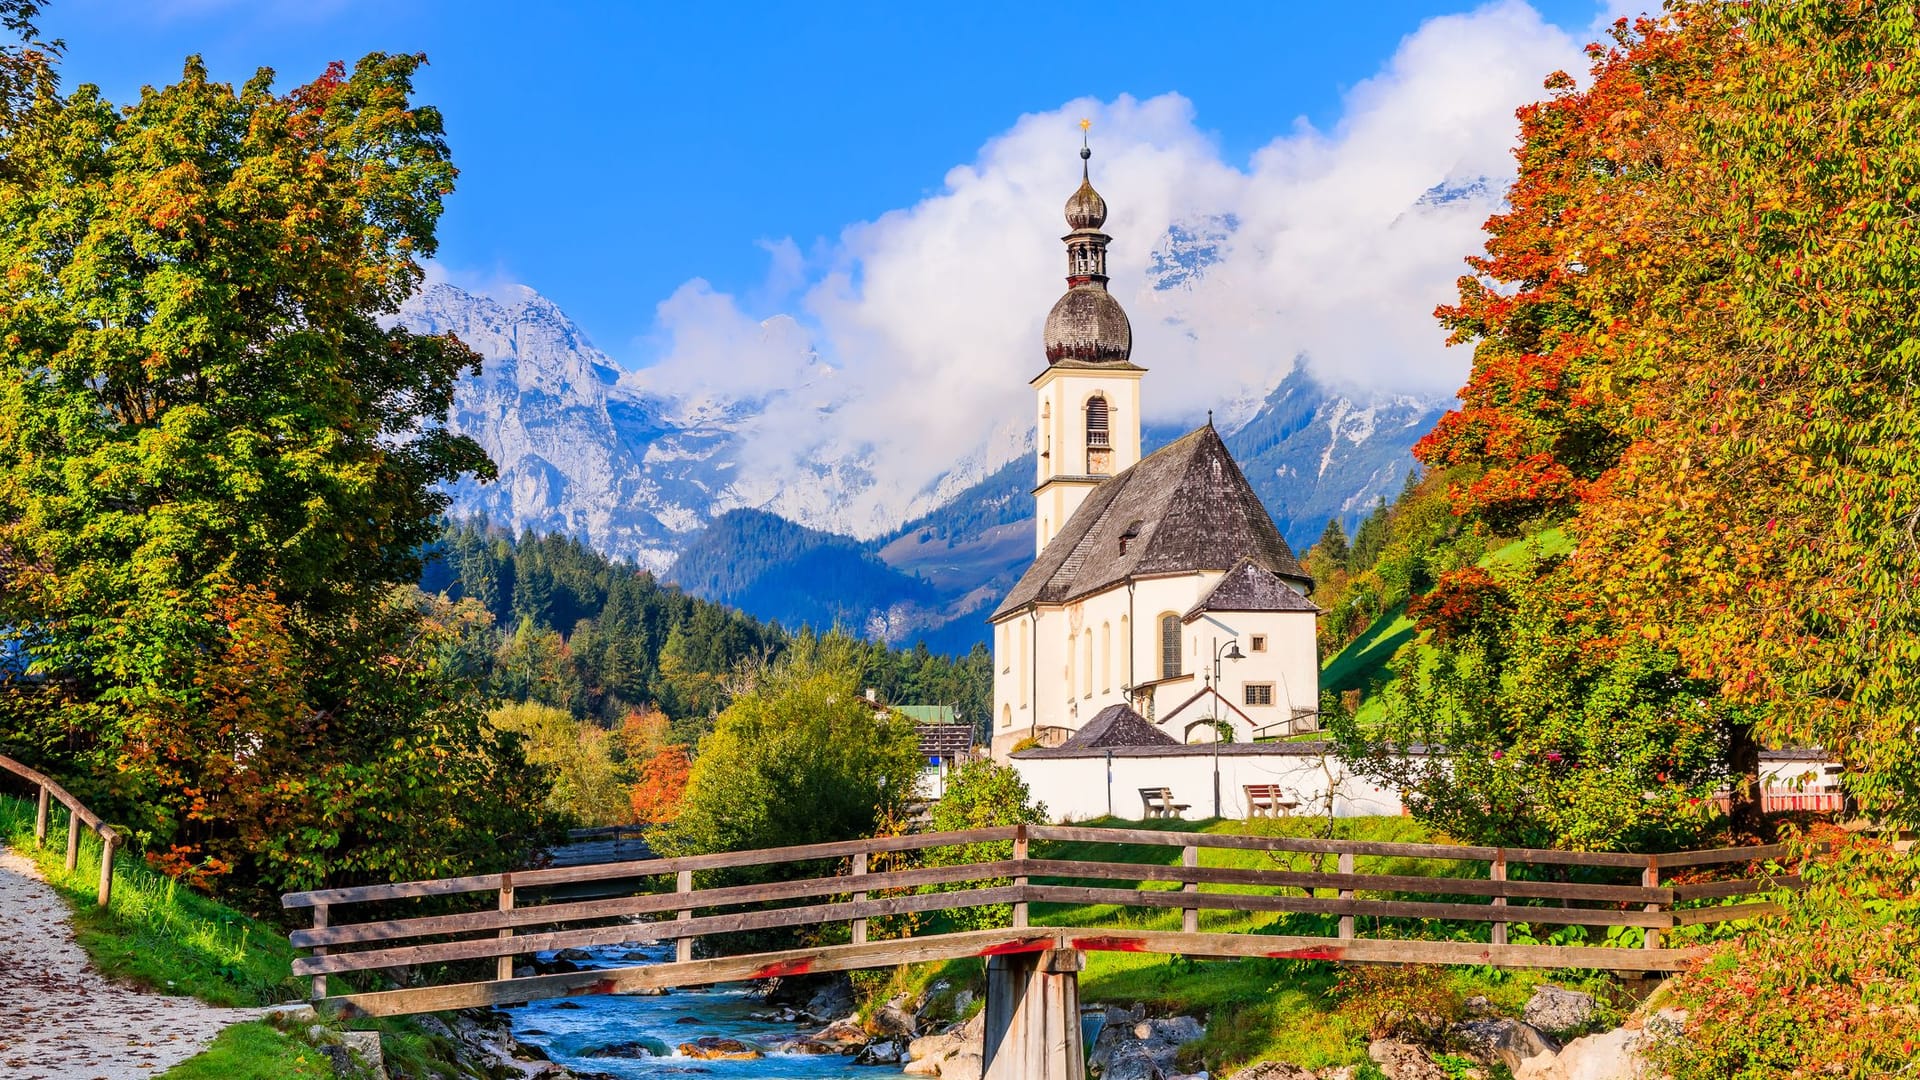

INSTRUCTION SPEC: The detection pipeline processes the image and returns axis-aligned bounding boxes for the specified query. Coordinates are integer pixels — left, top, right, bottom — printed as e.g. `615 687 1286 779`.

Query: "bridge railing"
0 752 122 907
281 824 1795 1018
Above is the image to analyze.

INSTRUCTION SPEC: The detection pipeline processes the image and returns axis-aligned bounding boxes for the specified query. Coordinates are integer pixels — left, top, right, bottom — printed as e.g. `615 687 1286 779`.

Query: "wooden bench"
1139 788 1190 820
1243 784 1298 819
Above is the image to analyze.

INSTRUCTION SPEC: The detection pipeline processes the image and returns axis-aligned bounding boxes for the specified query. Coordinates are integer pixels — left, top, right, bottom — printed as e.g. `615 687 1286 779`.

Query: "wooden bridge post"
676 869 694 963
497 876 516 982
1181 845 1199 934
96 830 117 908
64 809 80 872
1642 859 1661 952
1490 850 1508 947
850 852 869 945
34 784 48 846
311 903 329 1001
1012 824 1030 930
1337 851 1355 940
983 947 1085 1080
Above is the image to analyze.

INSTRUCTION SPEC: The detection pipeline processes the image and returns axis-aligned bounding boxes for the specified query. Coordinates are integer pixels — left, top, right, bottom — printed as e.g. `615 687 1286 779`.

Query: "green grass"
0 793 301 1007
1319 528 1571 724
156 1022 337 1079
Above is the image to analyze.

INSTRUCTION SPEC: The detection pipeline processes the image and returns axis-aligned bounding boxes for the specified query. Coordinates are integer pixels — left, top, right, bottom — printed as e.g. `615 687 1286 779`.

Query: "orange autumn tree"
1336 9 1767 846
629 745 691 824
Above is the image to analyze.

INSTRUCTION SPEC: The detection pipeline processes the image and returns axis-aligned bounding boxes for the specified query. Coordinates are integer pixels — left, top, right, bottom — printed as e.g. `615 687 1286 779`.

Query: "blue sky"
48 0 1618 363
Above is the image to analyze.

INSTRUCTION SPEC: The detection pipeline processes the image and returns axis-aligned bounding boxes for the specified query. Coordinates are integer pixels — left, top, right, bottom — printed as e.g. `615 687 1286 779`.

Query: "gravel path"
0 845 262 1079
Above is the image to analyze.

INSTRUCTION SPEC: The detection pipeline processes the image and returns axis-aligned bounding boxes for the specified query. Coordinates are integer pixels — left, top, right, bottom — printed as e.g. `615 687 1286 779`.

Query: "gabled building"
988 137 1319 759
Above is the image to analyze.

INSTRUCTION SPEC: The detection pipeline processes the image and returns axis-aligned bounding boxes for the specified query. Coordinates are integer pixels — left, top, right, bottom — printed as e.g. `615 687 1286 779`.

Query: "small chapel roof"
1055 704 1177 750
1184 557 1319 621
992 425 1310 619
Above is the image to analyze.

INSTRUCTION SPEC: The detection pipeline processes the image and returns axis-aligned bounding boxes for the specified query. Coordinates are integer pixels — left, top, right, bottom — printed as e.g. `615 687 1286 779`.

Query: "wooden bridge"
281 824 1786 1076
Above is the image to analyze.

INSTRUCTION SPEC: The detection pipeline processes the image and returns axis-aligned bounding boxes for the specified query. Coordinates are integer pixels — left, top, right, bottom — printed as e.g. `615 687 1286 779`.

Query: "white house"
989 137 1320 761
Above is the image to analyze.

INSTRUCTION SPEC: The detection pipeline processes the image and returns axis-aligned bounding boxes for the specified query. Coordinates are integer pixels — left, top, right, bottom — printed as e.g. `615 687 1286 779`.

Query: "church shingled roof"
1184 557 1319 621
992 425 1310 619
1056 704 1177 749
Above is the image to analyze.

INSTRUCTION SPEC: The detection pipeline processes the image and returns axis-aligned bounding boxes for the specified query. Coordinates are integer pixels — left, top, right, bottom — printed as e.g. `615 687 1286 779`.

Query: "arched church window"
1100 622 1112 692
1159 613 1182 680
1086 396 1110 449
1019 621 1030 707
1083 633 1093 697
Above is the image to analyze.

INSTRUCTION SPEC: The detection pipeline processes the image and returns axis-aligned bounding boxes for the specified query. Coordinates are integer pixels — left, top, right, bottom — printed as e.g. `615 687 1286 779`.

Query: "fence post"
34 784 48 846
310 903 329 1001
1012 824 1030 930
1643 858 1662 952
676 869 694 963
1181 845 1199 934
497 875 516 982
1489 850 1507 947
96 830 117 908
65 809 80 872
1337 851 1355 941
851 852 869 945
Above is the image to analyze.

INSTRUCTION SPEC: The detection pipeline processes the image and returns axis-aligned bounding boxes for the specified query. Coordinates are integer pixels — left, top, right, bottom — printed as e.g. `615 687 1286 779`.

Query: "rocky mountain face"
410 227 1451 650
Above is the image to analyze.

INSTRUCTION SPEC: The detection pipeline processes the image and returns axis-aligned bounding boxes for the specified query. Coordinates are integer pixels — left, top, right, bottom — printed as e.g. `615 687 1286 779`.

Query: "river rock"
678 1036 761 1060
806 1018 869 1052
858 1038 906 1065
1086 1008 1206 1080
905 1010 985 1077
873 1000 919 1037
581 1038 669 1058
1523 986 1598 1036
804 977 857 1022
1454 1017 1560 1070
1369 1038 1450 1080
554 948 594 962
1512 1009 1684 1080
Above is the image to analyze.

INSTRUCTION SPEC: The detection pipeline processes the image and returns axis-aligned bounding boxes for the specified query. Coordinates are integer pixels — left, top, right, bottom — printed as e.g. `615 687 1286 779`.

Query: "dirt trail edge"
0 845 263 1079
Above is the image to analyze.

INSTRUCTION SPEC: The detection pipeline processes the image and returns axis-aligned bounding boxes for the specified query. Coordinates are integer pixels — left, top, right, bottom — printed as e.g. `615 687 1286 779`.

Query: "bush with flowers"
1651 828 1920 1079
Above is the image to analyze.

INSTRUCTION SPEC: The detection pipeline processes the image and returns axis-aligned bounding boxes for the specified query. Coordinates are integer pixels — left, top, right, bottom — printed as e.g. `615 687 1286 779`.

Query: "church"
988 135 1320 761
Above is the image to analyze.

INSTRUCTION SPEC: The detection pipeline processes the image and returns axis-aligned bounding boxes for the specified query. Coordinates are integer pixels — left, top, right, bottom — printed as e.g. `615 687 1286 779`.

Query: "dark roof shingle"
993 425 1308 619
1056 704 1178 749
1184 557 1319 620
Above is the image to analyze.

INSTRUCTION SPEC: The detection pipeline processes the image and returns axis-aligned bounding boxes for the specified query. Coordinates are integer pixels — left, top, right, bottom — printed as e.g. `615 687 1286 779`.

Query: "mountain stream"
508 943 910 1078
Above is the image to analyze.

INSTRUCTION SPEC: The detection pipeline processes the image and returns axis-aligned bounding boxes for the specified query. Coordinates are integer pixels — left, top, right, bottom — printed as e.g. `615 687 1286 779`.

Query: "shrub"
924 759 1048 931
1331 965 1464 1045
1651 830 1920 1080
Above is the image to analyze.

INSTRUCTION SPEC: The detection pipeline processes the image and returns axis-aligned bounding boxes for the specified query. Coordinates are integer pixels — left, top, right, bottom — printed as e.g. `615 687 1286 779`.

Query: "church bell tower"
1031 124 1144 556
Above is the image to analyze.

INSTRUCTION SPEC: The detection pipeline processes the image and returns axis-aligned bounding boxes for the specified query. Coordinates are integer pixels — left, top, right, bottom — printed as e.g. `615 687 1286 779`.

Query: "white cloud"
633 2 1586 534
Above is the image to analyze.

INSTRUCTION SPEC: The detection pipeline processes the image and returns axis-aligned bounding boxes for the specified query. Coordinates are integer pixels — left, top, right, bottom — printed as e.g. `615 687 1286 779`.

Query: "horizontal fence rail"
282 824 1796 1018
0 753 122 908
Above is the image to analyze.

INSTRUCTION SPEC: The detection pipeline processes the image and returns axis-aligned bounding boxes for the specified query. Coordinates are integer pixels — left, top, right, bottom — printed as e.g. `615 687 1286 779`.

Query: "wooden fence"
0 753 121 907
282 824 1793 1018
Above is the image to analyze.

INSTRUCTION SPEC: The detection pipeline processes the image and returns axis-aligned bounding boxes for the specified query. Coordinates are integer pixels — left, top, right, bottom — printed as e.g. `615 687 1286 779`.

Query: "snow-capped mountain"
410 197 1455 644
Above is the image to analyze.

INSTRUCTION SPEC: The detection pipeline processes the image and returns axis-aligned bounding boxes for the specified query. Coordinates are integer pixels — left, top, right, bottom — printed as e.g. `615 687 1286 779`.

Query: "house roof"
992 425 1309 620
916 723 975 761
1056 704 1178 750
1184 557 1319 621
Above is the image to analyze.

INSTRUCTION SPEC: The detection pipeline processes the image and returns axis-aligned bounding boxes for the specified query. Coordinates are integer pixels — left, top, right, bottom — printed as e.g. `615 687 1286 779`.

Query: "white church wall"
1011 749 1406 822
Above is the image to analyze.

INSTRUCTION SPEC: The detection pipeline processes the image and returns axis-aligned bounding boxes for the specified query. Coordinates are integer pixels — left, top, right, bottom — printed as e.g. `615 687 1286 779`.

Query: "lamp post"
1208 637 1244 817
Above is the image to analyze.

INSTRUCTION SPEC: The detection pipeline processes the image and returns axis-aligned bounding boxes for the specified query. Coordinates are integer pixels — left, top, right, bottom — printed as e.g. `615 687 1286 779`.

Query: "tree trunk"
1727 721 1764 840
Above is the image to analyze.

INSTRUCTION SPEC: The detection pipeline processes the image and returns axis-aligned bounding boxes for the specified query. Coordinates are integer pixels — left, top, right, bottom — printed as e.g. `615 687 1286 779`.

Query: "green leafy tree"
489 701 632 827
0 46 552 894
656 637 923 858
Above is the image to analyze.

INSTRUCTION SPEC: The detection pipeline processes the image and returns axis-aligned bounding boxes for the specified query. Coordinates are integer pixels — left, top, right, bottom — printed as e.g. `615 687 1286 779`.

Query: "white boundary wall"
1011 747 1404 821
1010 747 1841 823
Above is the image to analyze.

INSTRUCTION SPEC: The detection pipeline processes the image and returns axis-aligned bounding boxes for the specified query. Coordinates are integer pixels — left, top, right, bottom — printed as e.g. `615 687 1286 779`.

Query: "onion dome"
1045 286 1133 364
1043 128 1132 366
1065 148 1108 229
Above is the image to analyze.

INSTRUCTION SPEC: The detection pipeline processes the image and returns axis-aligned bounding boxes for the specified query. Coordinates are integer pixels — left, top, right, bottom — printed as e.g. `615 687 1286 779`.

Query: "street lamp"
1207 637 1245 818
1211 638 1245 685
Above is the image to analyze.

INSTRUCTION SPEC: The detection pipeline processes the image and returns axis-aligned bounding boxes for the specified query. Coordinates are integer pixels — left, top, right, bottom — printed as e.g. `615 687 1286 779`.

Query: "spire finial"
1079 118 1092 176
